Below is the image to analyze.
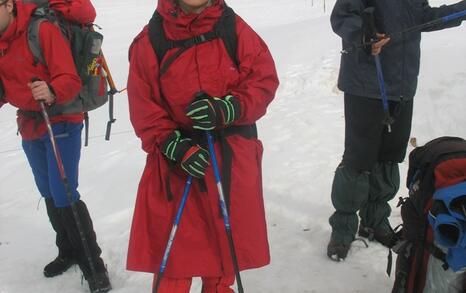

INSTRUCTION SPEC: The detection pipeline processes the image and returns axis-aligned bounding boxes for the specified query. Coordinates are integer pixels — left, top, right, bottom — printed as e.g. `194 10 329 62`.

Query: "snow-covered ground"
1 0 465 292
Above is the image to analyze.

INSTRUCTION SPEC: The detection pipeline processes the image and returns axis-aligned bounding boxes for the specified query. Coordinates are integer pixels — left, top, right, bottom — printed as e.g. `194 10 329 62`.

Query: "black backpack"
24 1 114 145
147 6 239 76
392 137 466 293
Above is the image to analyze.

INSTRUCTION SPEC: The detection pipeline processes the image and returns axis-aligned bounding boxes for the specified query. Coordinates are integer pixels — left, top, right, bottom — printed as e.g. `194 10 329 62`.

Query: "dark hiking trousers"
329 94 413 244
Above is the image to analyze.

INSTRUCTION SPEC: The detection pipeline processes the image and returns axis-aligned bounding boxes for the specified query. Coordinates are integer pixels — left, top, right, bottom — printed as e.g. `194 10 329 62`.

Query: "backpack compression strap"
148 6 239 75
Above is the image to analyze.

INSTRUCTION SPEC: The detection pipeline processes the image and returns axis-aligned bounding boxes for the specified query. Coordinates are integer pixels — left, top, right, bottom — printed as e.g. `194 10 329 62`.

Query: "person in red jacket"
0 1 110 292
126 0 279 292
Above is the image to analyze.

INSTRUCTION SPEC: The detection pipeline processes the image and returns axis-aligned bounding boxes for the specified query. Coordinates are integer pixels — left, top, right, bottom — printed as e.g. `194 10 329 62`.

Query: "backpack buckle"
194 34 206 44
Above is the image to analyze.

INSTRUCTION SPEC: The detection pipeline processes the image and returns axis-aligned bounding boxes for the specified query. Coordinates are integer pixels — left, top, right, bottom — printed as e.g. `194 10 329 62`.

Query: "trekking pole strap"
105 92 116 141
84 112 89 146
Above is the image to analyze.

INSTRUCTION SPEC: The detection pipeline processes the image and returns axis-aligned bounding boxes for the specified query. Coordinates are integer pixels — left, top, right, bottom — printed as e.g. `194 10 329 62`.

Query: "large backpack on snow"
392 137 466 293
22 0 114 145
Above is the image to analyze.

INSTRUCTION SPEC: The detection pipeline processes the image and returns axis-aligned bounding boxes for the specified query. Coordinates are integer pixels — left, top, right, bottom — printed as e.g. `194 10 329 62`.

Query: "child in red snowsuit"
126 0 279 291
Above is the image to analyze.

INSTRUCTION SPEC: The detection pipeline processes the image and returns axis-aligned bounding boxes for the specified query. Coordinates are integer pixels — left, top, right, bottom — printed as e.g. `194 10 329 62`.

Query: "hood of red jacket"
0 1 37 50
156 0 225 28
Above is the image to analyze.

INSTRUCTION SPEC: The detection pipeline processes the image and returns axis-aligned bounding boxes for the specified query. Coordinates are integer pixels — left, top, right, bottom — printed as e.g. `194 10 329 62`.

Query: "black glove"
161 130 210 178
186 94 241 130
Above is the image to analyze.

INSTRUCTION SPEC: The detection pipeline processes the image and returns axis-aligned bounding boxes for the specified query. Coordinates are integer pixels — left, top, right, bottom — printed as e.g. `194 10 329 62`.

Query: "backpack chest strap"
160 30 219 75
170 30 219 49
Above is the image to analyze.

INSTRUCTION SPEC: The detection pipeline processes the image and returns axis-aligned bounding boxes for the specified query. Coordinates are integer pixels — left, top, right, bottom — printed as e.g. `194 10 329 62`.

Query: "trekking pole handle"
31 77 67 178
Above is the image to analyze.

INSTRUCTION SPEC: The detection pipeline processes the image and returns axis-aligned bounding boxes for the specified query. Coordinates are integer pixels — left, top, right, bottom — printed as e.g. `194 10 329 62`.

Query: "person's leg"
44 122 82 208
328 94 384 260
201 276 235 293
359 162 400 246
22 138 75 276
22 138 51 199
152 276 192 293
359 100 413 247
44 122 110 292
43 197 76 277
328 163 370 259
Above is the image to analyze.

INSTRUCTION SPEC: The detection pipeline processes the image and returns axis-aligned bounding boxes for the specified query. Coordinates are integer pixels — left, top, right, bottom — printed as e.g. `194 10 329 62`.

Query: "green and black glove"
161 130 210 178
186 94 241 130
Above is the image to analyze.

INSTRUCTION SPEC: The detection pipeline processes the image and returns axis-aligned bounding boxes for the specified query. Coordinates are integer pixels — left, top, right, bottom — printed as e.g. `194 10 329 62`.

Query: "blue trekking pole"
361 8 394 132
153 176 193 293
374 55 394 132
343 9 466 54
206 131 244 293
394 9 466 36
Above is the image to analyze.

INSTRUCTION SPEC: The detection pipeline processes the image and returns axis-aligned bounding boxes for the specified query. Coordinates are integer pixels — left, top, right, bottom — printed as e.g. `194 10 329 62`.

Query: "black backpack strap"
159 31 219 75
0 79 5 103
148 6 239 75
148 10 172 65
214 6 239 68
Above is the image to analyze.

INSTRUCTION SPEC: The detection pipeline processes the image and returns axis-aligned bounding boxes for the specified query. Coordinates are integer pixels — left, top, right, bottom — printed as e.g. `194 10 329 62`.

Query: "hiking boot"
43 255 76 278
358 225 397 248
327 236 351 261
87 271 112 293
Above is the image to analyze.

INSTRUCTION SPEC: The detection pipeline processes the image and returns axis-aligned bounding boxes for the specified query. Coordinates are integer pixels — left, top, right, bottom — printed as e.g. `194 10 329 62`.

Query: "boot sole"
43 262 76 278
328 253 346 262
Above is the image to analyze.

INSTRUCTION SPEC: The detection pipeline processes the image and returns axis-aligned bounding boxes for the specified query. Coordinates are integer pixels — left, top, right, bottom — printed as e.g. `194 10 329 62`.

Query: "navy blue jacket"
331 0 466 101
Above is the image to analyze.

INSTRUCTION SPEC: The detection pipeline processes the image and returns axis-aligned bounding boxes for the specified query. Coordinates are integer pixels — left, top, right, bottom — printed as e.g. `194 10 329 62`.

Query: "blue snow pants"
22 122 83 208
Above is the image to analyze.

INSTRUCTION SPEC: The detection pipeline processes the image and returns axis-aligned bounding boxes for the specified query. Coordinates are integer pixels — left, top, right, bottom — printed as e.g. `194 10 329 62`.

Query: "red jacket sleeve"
127 31 178 154
49 0 96 24
38 22 81 105
230 16 279 125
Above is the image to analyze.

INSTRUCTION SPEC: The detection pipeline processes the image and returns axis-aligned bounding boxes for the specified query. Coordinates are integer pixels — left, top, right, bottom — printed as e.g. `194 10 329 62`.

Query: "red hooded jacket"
0 0 83 140
127 0 279 277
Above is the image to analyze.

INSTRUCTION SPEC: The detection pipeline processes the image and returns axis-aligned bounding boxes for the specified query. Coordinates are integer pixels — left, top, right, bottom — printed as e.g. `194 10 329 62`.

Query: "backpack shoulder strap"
215 6 239 68
27 7 60 66
148 10 172 65
28 16 47 65
148 6 239 71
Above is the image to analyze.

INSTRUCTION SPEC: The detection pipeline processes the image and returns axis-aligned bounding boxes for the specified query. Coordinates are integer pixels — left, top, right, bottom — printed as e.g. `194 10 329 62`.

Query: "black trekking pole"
36 92 99 283
153 176 193 293
342 9 466 54
206 131 244 293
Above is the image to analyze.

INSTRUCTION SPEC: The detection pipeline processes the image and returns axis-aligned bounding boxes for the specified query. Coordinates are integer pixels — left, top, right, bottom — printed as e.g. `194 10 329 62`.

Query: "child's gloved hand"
186 94 241 130
161 130 210 178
